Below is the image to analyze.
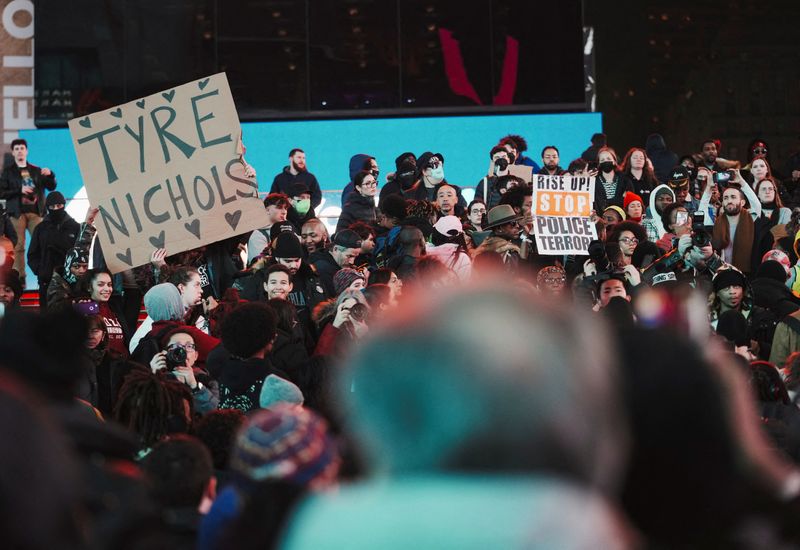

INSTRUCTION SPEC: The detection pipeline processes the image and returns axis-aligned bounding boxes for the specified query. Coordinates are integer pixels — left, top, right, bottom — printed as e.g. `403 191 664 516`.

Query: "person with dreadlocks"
425 215 472 281
113 368 194 457
46 211 95 312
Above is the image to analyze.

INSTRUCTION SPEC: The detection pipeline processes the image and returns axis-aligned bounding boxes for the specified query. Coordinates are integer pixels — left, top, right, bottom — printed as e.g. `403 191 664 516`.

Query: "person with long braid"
113 368 194 457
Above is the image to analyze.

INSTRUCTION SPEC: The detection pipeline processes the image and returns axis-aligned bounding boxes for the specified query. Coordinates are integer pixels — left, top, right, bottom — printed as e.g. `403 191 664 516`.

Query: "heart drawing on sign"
110 108 122 118
198 78 210 90
79 117 91 128
116 248 132 266
162 90 175 103
136 99 146 109
184 219 201 239
225 210 242 230
149 230 165 249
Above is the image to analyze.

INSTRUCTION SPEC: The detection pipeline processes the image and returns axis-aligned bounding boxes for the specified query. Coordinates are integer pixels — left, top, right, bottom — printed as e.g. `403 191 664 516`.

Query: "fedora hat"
484 204 523 230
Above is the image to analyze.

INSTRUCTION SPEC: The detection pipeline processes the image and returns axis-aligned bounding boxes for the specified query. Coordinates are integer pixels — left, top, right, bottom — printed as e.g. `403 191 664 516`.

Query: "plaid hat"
45 192 66 209
287 182 310 198
332 229 362 249
333 267 365 295
272 232 304 259
712 267 746 293
229 403 340 489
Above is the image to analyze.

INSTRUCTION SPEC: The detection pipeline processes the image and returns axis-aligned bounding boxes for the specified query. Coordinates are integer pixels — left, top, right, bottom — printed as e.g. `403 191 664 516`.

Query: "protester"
270 148 322 209
0 138 57 286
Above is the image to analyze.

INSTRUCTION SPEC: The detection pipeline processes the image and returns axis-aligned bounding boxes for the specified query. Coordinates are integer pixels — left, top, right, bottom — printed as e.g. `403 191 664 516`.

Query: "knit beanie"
45 191 65 209
259 374 304 409
144 283 184 322
333 267 365 295
712 268 746 293
623 192 644 220
755 260 788 283
229 403 340 489
272 232 304 259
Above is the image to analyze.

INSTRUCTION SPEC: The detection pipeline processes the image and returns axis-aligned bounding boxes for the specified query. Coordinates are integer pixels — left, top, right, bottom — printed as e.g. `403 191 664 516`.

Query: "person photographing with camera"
150 328 219 414
710 166 760 275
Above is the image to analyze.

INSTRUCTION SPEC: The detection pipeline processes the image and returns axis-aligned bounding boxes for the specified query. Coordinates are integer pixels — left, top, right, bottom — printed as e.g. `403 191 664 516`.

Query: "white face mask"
425 166 445 186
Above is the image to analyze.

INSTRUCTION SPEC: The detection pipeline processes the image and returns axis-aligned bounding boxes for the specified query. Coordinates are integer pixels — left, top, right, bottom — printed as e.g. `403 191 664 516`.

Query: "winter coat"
336 191 378 233
751 278 800 320
426 243 472 281
593 171 631 212
27 211 80 282
770 310 800 367
270 328 309 385
270 166 322 209
214 352 288 412
340 154 373 207
308 250 341 298
0 162 57 217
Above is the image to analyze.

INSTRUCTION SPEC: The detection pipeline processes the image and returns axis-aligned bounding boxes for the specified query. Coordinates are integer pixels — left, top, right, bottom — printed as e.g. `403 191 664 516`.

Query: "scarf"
712 210 754 273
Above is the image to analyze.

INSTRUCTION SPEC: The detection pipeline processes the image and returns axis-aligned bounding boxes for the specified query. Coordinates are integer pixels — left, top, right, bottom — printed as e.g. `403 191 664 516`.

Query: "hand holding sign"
69 74 269 273
532 174 598 255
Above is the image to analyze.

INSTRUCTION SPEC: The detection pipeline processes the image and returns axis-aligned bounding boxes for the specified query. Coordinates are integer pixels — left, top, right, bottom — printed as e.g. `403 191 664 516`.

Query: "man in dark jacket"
379 152 417 201
27 192 80 311
0 138 57 285
286 182 316 233
269 148 322 209
309 229 361 297
213 302 290 413
336 170 378 233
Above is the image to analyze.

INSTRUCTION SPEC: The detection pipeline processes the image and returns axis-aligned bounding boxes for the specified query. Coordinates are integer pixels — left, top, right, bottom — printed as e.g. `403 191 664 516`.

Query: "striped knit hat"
230 404 340 489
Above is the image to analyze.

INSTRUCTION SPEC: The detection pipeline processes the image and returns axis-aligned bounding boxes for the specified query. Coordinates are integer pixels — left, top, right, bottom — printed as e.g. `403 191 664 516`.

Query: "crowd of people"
3 131 800 548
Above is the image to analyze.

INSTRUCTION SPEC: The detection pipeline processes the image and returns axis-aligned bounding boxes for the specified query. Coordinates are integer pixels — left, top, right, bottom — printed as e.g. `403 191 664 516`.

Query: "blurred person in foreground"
281 282 635 549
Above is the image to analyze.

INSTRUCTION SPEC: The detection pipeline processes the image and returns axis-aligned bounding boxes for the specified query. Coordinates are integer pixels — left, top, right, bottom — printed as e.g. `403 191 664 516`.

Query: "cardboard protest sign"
68 73 269 273
508 164 533 183
532 174 597 255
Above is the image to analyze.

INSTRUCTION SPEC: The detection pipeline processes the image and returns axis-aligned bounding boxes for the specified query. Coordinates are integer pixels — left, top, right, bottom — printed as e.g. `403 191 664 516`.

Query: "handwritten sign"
533 174 597 255
69 73 269 273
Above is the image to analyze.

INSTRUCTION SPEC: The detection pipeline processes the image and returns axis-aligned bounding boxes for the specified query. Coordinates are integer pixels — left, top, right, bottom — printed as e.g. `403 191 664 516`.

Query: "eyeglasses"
753 147 768 154
543 277 566 284
361 181 378 188
619 237 639 245
169 343 197 352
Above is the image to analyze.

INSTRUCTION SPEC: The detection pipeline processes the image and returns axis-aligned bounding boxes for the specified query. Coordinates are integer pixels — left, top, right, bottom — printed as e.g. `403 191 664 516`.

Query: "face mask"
49 209 66 222
599 161 615 173
426 166 445 185
293 198 311 216
494 158 509 175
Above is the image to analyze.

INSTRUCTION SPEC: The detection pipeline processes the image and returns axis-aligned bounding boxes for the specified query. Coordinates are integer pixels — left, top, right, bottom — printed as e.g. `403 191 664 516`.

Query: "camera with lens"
349 303 369 323
690 213 711 248
587 239 612 273
165 344 187 370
